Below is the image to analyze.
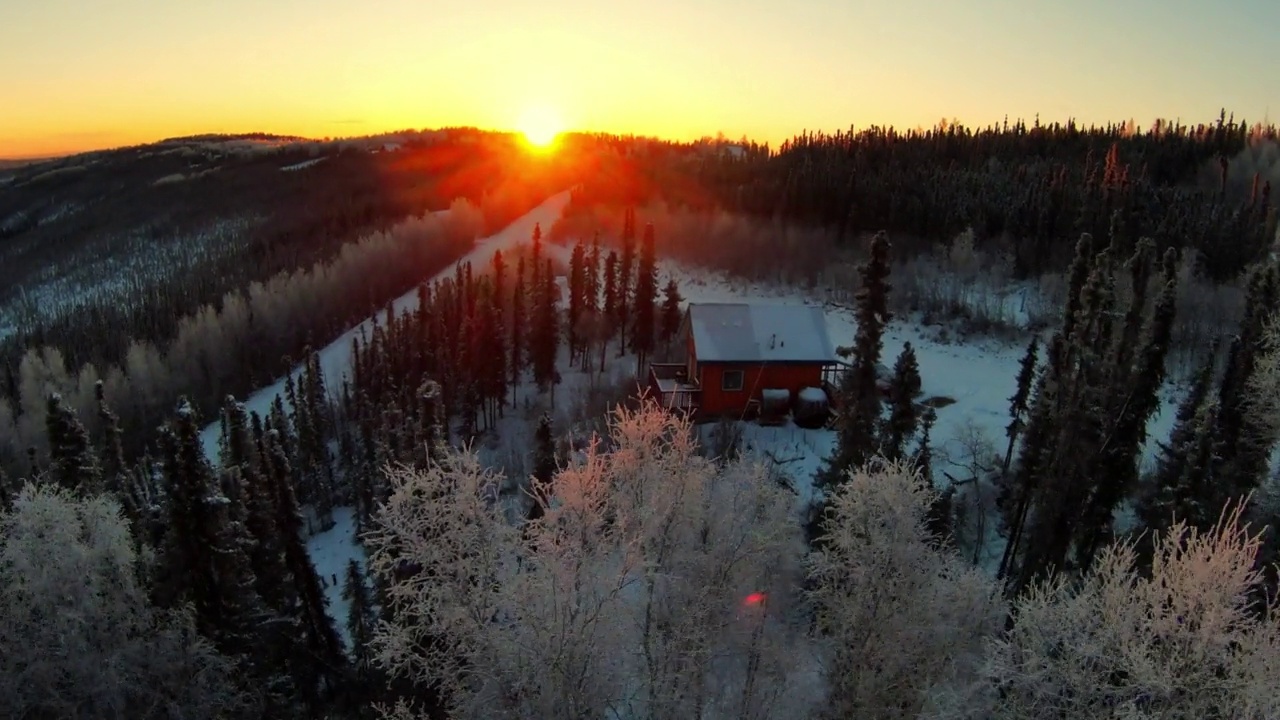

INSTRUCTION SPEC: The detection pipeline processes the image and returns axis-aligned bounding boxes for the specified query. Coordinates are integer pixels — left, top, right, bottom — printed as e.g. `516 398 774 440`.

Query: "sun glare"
517 105 563 150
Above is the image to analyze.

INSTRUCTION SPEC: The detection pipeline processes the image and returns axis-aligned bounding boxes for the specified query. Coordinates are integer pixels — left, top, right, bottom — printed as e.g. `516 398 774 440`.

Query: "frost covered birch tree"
807 460 1006 719
958 503 1280 719
367 403 817 720
0 484 244 719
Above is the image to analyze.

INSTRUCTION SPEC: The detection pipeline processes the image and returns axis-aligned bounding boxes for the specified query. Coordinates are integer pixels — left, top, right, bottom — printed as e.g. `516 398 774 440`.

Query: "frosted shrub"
1243 317 1280 446
807 460 1006 719
976 504 1280 719
0 484 243 718
368 403 817 720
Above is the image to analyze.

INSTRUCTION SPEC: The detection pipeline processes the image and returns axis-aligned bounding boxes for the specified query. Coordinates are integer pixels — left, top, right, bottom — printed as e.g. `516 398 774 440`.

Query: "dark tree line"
566 112 1279 282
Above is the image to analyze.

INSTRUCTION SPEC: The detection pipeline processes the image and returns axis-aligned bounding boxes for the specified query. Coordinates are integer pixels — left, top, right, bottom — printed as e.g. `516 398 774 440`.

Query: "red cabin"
648 302 841 420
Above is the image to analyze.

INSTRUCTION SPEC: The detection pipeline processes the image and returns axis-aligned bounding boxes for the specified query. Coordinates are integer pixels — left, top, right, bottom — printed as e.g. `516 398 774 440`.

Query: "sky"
1 0 1277 158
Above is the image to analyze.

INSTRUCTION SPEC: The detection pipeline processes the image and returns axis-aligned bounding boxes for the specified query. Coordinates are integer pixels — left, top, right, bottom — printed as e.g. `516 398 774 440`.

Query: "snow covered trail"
199 191 572 461
306 506 360 650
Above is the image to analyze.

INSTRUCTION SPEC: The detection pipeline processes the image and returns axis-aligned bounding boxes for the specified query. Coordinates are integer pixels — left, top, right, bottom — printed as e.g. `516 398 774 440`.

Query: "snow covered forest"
3 115 1280 718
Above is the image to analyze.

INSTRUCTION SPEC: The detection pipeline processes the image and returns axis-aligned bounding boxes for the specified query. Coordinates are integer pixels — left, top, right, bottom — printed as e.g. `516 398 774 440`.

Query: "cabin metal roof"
687 303 837 363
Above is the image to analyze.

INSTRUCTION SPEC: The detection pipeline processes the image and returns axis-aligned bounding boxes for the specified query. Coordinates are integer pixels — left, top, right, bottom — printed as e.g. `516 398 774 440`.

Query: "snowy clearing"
657 261 1182 570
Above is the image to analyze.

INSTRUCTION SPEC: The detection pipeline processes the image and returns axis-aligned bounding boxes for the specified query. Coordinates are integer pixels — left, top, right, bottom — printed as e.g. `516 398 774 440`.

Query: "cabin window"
722 369 745 392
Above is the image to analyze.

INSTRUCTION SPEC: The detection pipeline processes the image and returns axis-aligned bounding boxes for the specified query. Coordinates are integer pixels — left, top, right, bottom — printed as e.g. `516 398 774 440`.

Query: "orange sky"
2 0 1277 158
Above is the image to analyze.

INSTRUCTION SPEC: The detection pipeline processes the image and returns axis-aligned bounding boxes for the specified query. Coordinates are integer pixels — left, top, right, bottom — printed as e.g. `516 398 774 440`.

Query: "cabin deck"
649 363 701 414
820 361 852 404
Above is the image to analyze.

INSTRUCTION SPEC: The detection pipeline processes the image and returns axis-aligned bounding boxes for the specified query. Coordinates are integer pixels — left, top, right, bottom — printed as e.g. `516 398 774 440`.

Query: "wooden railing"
649 363 690 381
817 361 849 413
648 363 700 413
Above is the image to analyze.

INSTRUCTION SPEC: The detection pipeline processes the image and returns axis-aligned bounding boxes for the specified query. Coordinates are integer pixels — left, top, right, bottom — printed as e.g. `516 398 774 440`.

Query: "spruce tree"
1001 338 1039 475
1076 247 1179 567
997 336 1064 581
158 401 267 668
511 256 526 399
219 397 257 472
579 235 602 373
994 338 1039 548
1011 244 1117 587
881 342 922 461
45 393 99 494
526 414 557 523
305 352 336 499
456 308 480 438
1001 237 1182 587
914 408 936 486
417 380 447 468
230 411 295 615
0 467 12 513
1139 341 1219 533
269 395 301 492
1214 261 1280 496
264 427 346 708
618 208 637 349
531 260 562 401
96 381 126 494
589 229 602 274
481 278 507 425
1060 234 1095 340
587 232 602 311
1156 396 1224 532
491 249 508 323
660 276 684 351
342 559 378 670
529 227 545 321
602 251 620 369
1141 395 1223 563
121 452 167 551
816 231 892 494
630 223 659 369
568 241 587 363
244 462 295 614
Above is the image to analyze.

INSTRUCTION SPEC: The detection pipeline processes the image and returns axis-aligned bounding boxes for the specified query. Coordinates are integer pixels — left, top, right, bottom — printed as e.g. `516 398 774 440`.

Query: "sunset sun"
517 105 563 150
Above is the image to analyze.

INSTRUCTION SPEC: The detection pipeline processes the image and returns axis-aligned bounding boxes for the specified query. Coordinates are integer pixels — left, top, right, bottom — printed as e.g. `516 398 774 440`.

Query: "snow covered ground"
306 506 361 650
211 204 1187 636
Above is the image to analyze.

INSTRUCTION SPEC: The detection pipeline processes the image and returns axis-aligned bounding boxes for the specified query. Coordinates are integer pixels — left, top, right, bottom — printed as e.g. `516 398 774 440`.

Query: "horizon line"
2 109 1266 164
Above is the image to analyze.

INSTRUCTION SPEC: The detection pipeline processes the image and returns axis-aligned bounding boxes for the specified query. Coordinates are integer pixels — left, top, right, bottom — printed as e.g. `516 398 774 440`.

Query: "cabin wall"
697 362 824 416
686 331 697 380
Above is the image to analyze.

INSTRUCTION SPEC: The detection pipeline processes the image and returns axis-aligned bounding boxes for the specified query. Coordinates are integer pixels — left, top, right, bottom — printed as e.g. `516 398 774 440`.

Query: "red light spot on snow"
743 592 767 606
